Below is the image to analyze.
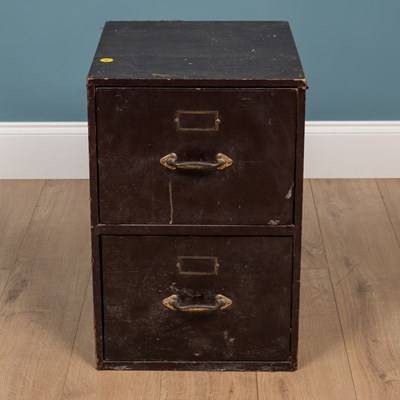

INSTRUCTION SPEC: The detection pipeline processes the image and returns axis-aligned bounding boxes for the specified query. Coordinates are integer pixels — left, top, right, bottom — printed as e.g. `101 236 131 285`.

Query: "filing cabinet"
87 21 307 371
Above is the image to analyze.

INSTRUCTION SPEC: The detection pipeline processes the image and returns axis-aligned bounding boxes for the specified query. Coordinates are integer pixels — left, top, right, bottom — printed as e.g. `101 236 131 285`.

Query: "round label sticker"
100 58 114 63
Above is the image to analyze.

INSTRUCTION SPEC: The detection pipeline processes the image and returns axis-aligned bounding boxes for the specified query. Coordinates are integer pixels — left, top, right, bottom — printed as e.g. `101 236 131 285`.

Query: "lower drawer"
101 235 293 363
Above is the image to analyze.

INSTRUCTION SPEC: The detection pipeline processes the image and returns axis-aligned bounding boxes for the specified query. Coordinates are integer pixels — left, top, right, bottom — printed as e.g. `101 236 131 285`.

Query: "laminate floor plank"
160 370 257 400
0 180 44 296
61 282 162 400
377 179 400 241
311 179 400 399
257 269 356 399
0 180 91 400
301 180 328 269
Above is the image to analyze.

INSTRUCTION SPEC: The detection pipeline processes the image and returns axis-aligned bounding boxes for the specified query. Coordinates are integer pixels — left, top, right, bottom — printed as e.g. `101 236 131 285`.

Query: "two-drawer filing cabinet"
87 21 307 371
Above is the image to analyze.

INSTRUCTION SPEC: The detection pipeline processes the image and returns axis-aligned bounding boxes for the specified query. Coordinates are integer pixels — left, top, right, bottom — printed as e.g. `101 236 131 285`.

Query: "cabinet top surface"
88 21 306 87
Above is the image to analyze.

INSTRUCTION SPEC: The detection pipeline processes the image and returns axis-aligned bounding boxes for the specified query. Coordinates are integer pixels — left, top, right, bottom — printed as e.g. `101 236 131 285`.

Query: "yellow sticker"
100 58 114 63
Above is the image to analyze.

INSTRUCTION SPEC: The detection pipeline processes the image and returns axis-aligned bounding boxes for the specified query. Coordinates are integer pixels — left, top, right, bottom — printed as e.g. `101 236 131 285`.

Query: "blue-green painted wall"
1 1 399 121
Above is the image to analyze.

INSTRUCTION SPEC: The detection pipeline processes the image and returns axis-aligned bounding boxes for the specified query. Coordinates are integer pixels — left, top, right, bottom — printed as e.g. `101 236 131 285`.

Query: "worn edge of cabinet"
87 80 105 367
87 76 307 89
87 80 306 370
289 87 306 368
97 360 295 372
94 224 296 236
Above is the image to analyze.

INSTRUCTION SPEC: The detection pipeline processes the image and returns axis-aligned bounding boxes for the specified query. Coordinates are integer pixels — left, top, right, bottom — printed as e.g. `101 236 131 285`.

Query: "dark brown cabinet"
87 21 307 371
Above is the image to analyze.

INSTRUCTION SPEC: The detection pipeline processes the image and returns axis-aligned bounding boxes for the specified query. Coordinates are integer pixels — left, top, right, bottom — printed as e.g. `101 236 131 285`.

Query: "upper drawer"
96 88 298 225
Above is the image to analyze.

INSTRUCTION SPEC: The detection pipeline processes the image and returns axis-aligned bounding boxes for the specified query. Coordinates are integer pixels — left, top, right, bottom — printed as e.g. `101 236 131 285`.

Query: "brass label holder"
176 256 219 276
175 110 220 132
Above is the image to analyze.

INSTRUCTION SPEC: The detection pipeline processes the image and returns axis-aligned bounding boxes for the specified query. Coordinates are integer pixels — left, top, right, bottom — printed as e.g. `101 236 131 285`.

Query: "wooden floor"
1 180 400 399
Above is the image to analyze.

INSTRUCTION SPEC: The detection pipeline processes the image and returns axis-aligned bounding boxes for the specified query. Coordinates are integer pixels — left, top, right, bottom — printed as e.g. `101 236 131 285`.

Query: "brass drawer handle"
160 153 233 171
162 294 232 312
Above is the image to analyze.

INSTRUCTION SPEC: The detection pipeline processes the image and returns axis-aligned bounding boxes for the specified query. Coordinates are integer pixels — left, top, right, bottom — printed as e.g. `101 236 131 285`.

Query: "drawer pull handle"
162 294 232 312
160 153 233 171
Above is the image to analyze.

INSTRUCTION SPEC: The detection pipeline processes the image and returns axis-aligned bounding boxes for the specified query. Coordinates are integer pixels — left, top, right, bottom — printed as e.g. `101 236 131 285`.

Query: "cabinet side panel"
87 81 104 366
290 87 306 367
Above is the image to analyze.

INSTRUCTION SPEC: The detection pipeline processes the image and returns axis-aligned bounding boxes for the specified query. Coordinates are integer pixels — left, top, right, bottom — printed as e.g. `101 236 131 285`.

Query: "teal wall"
1 1 399 121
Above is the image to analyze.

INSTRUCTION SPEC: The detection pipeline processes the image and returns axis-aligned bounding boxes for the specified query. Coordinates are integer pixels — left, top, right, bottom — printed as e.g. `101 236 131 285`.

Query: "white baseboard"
0 121 399 179
0 123 89 179
304 121 400 178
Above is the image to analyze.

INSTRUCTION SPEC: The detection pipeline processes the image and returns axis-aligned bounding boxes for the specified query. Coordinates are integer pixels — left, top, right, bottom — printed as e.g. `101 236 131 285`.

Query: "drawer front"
101 235 293 362
96 88 297 225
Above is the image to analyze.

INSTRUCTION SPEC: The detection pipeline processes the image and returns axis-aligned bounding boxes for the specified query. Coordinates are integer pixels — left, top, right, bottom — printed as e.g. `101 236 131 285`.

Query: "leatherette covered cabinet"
87 21 307 371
